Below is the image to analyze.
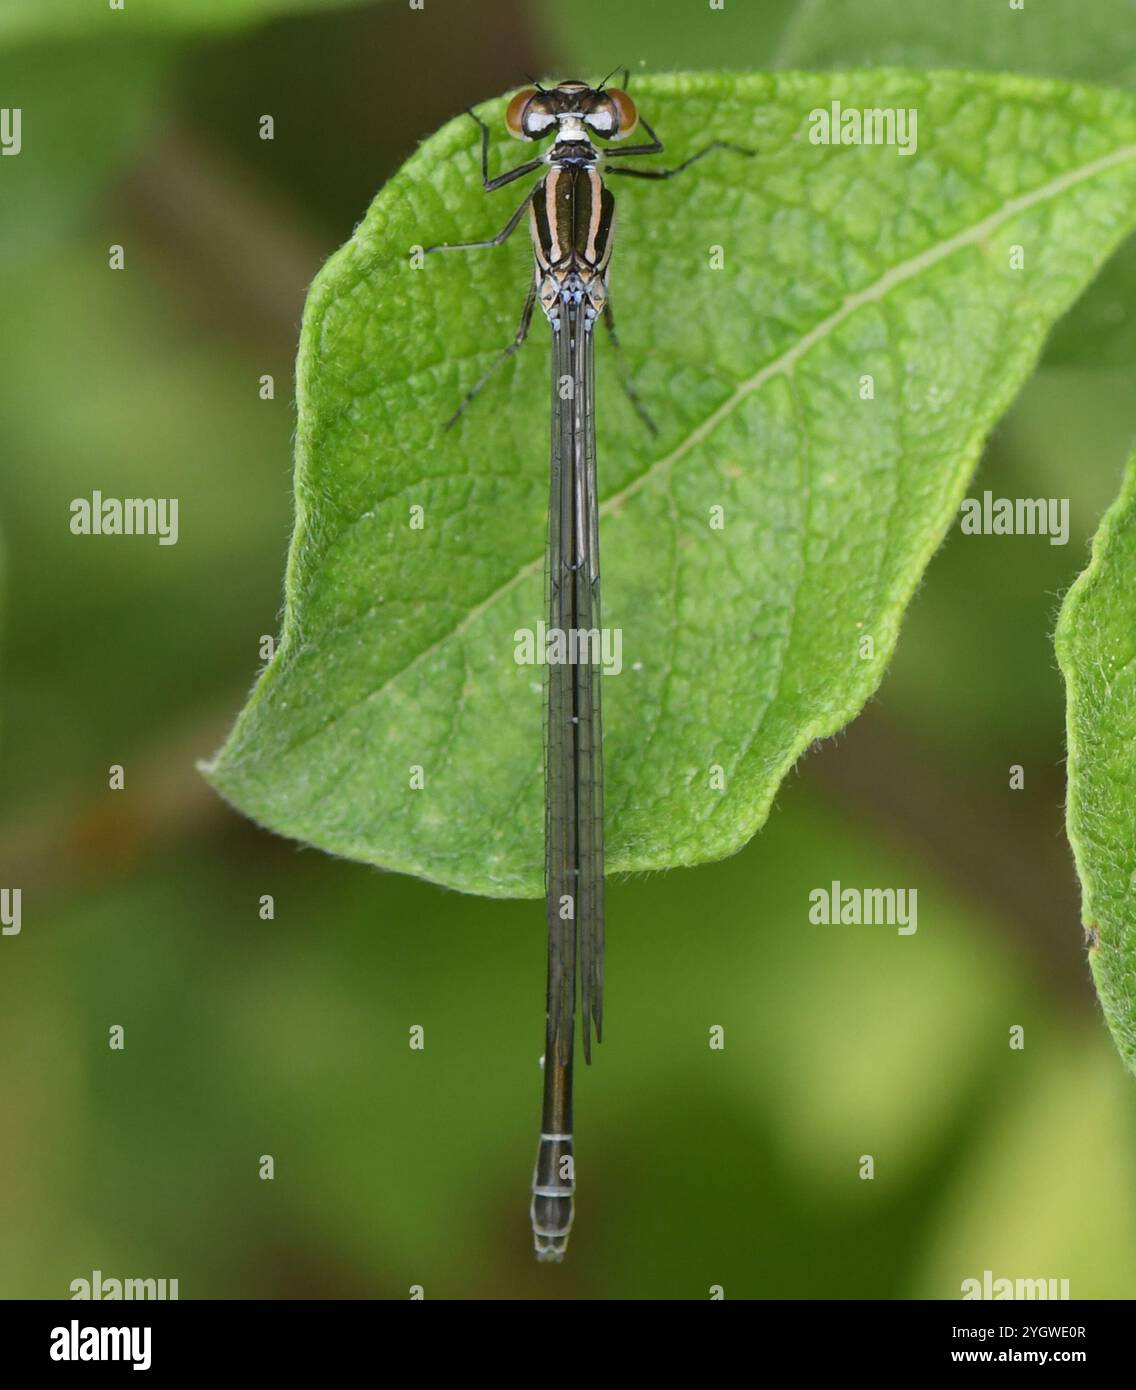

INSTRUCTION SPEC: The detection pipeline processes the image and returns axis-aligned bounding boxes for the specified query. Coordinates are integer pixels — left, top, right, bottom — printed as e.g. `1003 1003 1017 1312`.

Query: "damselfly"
425 73 753 1261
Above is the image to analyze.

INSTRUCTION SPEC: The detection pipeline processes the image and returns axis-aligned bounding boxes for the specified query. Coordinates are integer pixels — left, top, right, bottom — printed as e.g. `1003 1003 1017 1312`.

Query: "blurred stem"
4 710 235 903
118 125 328 357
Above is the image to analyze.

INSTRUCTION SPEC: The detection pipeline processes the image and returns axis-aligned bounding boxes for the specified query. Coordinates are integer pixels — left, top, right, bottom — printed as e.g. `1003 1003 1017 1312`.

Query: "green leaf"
774 0 1136 365
1057 449 1136 1076
0 0 378 41
205 69 1136 898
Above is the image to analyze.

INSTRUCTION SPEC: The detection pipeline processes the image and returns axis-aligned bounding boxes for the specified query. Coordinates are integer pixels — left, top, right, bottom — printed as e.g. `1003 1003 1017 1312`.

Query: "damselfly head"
505 80 638 143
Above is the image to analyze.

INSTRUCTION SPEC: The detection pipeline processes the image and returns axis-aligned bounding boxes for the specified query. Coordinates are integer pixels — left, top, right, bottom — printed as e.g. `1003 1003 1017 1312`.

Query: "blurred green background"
2 0 1136 1299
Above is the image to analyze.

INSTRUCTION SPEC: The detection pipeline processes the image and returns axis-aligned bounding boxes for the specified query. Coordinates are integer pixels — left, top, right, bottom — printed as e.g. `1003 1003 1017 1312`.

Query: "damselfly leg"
443 280 537 430
601 301 657 436
423 181 534 254
605 115 756 176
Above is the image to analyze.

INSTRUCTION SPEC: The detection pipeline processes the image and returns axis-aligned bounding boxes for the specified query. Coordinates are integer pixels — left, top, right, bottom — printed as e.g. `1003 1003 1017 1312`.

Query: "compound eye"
505 87 538 139
606 88 639 139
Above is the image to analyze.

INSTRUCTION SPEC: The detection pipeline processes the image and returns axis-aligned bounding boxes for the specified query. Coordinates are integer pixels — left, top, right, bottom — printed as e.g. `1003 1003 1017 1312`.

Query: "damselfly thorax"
531 156 614 323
